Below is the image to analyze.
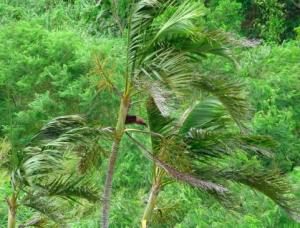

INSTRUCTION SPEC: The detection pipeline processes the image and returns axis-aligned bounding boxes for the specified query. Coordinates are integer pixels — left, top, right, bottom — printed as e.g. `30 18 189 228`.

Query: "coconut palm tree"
96 0 253 226
3 115 112 228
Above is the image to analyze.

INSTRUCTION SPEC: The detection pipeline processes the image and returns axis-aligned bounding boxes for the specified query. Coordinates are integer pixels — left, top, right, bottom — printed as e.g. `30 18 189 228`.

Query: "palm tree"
3 115 111 228
95 0 272 227
130 90 300 227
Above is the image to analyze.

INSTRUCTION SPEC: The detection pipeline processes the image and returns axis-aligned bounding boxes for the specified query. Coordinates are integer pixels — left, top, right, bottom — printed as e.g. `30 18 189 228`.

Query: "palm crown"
2 0 299 227
5 115 108 228
94 0 300 227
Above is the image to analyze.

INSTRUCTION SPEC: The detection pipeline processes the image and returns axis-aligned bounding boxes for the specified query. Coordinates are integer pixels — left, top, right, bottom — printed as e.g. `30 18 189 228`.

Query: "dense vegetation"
1 0 300 227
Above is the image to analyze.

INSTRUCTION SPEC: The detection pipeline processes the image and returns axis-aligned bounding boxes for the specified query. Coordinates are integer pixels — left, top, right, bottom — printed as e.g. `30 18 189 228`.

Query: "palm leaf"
176 30 239 64
125 132 227 192
186 127 278 158
192 74 251 133
22 197 68 228
35 175 100 203
30 115 86 145
180 97 232 135
193 163 300 222
144 82 173 118
13 116 114 188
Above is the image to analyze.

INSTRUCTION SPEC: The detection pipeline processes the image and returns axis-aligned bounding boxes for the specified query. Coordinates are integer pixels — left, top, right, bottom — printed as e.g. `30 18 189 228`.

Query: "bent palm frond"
192 74 251 133
192 163 300 222
126 132 227 192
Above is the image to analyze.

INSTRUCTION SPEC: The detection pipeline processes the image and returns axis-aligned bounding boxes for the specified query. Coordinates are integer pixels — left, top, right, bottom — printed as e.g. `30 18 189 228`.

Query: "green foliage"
0 21 124 148
1 0 300 227
201 0 244 33
239 40 300 172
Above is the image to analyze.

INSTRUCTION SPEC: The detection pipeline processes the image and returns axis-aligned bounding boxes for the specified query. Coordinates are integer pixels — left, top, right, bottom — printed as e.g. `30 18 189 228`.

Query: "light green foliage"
239 41 300 172
0 21 125 148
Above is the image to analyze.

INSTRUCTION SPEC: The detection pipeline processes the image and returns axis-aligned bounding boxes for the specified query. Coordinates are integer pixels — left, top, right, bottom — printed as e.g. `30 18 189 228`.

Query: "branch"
124 129 163 139
131 100 148 105
290 0 300 8
5 196 15 217
5 196 11 208
18 218 41 228
112 85 123 98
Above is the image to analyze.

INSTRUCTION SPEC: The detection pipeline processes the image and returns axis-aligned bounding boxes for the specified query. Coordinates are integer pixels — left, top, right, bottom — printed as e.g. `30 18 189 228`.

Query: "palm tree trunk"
101 139 120 228
7 194 17 228
101 96 130 228
142 184 160 228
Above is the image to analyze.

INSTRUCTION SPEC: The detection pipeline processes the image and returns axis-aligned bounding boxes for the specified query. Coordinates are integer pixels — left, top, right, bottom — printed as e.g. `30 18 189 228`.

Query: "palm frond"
36 175 100 203
77 143 108 174
22 197 68 228
144 82 173 118
177 30 239 64
143 0 203 54
128 0 162 67
232 135 278 157
30 115 86 145
184 127 230 159
14 116 115 187
192 163 300 222
126 132 227 192
180 97 232 135
192 74 251 133
146 98 175 134
186 127 278 159
138 48 193 96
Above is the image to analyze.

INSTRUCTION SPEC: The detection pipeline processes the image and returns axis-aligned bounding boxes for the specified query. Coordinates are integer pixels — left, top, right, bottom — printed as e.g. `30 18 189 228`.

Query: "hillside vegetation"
1 0 300 227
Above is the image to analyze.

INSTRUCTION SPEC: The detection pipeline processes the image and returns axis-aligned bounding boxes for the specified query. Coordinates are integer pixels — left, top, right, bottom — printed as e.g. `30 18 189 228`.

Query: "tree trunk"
7 194 17 228
101 96 130 228
101 139 120 228
142 184 160 228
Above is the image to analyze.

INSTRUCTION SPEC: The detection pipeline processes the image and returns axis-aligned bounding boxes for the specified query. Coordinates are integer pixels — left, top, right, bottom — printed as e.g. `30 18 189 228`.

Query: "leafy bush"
0 21 124 148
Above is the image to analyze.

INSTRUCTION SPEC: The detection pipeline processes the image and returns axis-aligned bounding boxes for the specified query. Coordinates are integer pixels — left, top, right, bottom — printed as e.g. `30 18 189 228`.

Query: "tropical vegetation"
1 0 300 227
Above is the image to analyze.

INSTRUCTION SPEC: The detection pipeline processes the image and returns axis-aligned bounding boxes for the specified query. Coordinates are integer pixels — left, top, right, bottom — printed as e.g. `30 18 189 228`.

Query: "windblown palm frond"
126 132 227 193
175 30 239 64
127 0 246 123
136 48 192 97
128 0 203 68
7 115 109 227
186 127 278 158
22 197 68 228
32 175 100 203
12 116 114 188
19 174 100 227
192 74 251 133
30 115 86 145
179 97 232 135
192 163 300 222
